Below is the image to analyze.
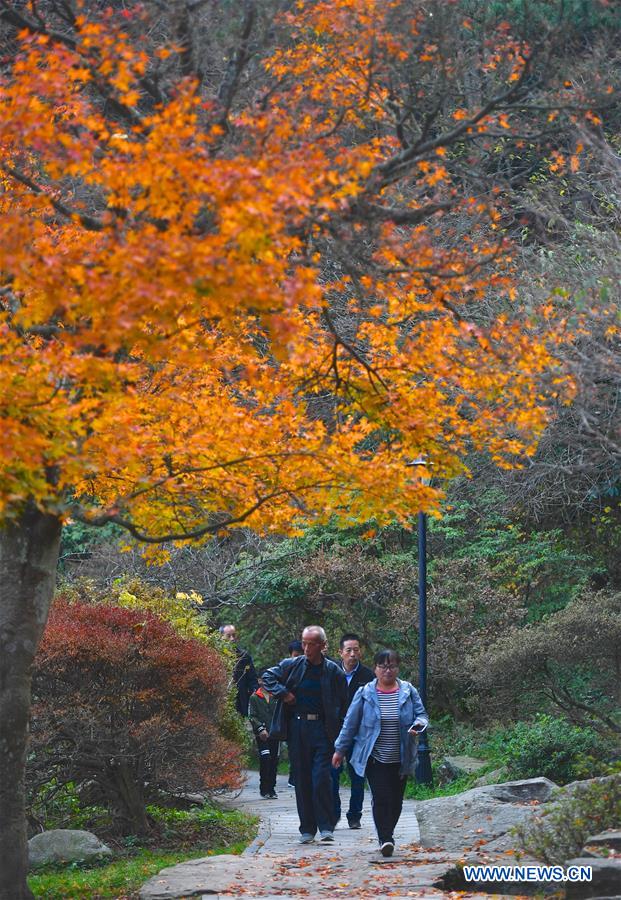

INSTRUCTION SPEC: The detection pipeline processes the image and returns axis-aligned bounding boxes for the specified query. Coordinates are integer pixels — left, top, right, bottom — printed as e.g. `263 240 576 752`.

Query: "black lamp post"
415 505 433 785
409 458 433 786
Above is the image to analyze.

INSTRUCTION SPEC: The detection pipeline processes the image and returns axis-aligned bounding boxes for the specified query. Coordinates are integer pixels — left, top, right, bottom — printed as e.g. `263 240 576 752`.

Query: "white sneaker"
380 841 394 857
298 833 315 843
319 831 334 842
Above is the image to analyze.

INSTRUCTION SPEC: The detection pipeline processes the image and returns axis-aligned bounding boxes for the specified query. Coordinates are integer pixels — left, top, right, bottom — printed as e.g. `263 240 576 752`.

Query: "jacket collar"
340 661 360 677
363 678 410 705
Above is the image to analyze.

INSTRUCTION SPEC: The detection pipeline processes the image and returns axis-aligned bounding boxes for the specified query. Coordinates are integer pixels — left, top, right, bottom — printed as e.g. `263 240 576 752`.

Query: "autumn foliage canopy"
0 0 580 547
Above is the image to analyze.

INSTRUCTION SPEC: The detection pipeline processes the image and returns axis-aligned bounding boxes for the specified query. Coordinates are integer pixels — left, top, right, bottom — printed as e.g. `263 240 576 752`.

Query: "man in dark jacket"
262 626 347 844
221 624 259 718
331 632 375 828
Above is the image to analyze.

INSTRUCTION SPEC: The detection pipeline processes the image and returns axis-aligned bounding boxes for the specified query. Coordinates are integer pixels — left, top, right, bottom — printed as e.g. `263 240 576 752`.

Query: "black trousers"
256 736 279 795
365 757 407 844
289 718 334 835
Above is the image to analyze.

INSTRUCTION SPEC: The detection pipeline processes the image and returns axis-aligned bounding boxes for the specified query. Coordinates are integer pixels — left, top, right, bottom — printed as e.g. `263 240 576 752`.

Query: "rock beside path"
473 766 509 787
583 829 621 853
565 857 621 898
415 777 557 852
28 829 112 869
140 855 277 899
437 755 488 784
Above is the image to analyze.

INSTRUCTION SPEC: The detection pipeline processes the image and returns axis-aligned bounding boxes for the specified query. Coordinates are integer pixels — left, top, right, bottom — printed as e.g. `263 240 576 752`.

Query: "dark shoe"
380 841 394 857
287 781 295 788
348 819 361 829
268 791 278 799
261 793 271 799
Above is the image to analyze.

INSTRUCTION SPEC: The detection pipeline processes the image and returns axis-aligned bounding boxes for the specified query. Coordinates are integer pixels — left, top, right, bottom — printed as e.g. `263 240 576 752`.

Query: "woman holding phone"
331 649 428 857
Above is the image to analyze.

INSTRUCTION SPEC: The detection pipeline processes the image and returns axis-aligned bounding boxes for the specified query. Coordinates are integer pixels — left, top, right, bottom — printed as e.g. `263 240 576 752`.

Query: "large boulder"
583 830 621 854
565 857 621 898
415 777 557 852
28 829 112 869
437 755 489 785
473 766 509 787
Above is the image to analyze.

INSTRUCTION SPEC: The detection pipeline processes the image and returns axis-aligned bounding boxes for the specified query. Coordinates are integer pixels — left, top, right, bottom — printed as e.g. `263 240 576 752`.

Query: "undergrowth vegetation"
516 775 621 864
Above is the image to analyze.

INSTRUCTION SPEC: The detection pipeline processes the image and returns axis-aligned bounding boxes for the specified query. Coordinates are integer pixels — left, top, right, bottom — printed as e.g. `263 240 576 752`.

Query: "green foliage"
405 774 476 802
431 491 594 618
58 521 122 573
146 804 256 846
227 521 419 671
464 0 621 37
115 582 214 643
482 715 609 784
516 775 621 864
471 589 621 730
29 782 110 834
28 837 253 898
27 792 256 897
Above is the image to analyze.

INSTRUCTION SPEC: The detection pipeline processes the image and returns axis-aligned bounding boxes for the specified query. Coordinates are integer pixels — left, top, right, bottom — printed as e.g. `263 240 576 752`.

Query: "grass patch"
405 774 476 801
28 805 258 899
29 843 249 899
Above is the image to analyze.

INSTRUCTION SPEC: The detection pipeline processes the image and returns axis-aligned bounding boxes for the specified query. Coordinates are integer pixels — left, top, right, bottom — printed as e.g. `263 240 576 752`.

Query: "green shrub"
29 782 110 835
516 775 621 864
405 774 475 801
483 715 608 784
146 804 256 848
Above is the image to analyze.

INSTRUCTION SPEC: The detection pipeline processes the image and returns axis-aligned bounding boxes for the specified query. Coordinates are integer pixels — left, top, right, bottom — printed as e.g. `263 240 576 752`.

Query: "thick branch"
71 480 336 543
216 0 256 127
353 200 452 225
3 165 105 232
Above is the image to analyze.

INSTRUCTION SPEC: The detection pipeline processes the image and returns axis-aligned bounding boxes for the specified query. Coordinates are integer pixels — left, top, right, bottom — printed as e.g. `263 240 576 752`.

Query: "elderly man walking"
263 626 347 844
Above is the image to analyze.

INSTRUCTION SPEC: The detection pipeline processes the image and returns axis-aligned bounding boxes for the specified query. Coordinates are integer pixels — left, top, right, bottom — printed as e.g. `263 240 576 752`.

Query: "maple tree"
29 596 242 835
0 0 608 894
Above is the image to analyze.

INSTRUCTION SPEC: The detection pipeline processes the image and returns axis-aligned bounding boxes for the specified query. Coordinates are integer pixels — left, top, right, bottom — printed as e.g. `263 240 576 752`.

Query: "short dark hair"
288 640 303 653
339 632 361 649
374 648 401 667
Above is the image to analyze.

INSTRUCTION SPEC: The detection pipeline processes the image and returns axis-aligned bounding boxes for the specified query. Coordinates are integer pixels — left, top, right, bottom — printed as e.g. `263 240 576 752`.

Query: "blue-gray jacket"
334 679 429 778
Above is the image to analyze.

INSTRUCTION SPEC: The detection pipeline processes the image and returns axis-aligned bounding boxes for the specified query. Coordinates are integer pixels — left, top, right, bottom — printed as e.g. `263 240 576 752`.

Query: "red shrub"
29 600 243 834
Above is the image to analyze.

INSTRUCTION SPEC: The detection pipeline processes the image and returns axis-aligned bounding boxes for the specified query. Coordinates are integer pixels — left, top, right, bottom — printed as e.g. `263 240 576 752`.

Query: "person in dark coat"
286 639 304 786
331 632 375 828
288 639 303 657
248 678 280 799
221 624 258 718
263 626 347 844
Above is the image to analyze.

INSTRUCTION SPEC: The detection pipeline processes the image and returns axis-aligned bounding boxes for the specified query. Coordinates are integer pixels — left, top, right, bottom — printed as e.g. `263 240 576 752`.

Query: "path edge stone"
242 808 272 856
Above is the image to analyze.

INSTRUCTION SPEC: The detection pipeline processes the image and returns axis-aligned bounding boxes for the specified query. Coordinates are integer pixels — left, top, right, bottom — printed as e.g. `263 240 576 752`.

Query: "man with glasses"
331 633 374 829
263 626 347 844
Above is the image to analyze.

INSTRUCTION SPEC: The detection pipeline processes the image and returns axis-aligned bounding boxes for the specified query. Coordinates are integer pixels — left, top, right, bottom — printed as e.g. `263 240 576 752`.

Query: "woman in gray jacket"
332 649 428 857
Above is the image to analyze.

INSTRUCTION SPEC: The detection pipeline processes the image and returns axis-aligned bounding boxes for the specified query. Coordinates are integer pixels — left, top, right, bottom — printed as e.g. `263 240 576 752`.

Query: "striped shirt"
372 687 401 763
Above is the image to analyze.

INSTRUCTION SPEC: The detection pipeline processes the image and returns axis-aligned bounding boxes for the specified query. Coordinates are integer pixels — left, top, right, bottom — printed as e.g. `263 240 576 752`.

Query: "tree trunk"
0 505 61 900
107 760 151 836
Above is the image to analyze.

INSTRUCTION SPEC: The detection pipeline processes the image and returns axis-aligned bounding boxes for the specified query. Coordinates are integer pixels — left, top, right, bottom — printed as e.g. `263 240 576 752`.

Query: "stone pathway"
139 772 519 899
